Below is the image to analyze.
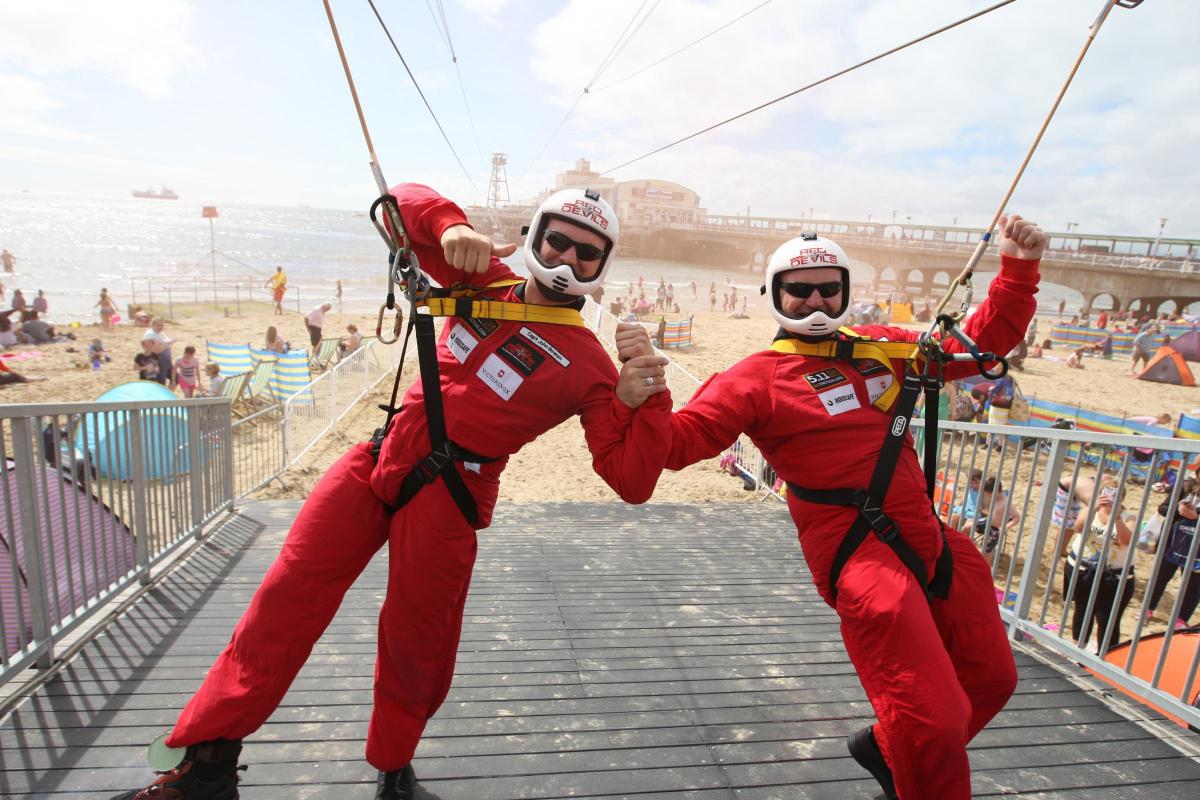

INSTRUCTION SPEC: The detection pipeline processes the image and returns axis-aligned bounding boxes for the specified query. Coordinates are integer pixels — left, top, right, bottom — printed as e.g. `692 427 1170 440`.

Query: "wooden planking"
2 500 1199 798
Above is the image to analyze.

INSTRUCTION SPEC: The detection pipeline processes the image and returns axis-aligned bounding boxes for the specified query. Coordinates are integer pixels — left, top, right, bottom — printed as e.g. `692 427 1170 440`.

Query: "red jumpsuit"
168 184 670 770
661 255 1040 799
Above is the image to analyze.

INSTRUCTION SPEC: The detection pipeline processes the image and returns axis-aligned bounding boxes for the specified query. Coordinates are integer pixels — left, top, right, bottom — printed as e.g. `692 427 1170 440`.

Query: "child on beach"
134 340 160 382
202 363 224 397
173 345 202 397
87 338 112 369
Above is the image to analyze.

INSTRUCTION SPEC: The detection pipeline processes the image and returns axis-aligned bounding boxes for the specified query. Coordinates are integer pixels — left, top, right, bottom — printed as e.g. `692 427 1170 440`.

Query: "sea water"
0 190 1079 323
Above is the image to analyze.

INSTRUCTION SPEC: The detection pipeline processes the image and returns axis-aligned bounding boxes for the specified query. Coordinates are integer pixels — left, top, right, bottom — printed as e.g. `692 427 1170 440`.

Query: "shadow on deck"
2 501 1199 798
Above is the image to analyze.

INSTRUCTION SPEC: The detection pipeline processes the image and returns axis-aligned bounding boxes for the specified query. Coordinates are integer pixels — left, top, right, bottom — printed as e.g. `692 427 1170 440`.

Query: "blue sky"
2 0 1197 238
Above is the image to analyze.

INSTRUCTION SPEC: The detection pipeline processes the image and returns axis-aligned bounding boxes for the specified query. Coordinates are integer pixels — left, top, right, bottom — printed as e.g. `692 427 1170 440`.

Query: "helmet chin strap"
533 278 578 304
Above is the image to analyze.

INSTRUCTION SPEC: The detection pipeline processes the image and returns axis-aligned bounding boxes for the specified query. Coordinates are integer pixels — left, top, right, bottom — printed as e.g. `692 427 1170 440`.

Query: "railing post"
187 405 204 537
128 408 152 585
330 365 338 428
11 418 55 668
223 403 235 510
1010 437 1068 639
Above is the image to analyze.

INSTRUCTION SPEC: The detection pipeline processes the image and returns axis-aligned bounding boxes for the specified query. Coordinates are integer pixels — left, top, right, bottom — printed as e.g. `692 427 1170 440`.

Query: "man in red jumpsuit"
616 216 1047 799
114 183 673 800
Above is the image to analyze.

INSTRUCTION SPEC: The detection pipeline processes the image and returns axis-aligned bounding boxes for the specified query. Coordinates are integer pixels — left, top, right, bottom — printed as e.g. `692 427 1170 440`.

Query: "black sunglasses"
543 230 605 262
779 280 842 299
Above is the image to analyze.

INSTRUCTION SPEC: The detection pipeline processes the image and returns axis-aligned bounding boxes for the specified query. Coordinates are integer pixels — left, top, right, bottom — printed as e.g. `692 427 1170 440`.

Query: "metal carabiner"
376 304 404 344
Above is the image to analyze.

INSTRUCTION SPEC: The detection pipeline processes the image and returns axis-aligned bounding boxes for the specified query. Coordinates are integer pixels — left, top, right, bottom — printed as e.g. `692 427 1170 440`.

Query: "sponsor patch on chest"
476 353 525 400
803 367 848 392
496 335 545 377
865 374 894 404
519 326 570 367
817 385 861 416
447 323 479 364
464 316 500 340
853 358 891 377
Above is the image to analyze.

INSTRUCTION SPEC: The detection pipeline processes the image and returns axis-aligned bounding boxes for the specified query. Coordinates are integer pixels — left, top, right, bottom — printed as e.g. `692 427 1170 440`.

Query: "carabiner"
376 304 404 344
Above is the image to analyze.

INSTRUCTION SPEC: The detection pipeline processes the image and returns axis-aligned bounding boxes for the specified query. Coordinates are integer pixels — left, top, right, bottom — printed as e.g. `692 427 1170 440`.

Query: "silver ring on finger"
644 376 654 387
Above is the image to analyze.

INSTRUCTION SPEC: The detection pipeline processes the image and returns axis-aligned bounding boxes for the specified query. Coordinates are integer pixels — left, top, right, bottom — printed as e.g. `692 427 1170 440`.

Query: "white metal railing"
281 337 410 466
0 397 232 686
585 297 1200 725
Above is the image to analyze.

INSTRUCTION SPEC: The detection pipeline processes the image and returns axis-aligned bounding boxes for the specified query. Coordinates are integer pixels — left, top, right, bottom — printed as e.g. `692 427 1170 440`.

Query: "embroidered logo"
865 374 894 404
853 358 891 377
497 336 545 377
818 386 861 416
446 323 479 364
803 368 847 392
477 353 524 400
465 317 500 339
519 327 570 367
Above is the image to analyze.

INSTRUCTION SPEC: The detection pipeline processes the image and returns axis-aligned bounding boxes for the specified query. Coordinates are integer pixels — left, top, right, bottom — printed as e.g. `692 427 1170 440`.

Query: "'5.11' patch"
803 367 848 391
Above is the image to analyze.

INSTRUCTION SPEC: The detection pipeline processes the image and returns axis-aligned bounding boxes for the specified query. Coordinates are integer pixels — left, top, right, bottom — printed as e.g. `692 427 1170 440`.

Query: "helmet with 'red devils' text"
523 187 619 298
761 233 852 337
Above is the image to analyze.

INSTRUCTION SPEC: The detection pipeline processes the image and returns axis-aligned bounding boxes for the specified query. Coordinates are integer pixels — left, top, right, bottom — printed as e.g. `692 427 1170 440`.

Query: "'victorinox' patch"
497 336 545 377
803 368 848 392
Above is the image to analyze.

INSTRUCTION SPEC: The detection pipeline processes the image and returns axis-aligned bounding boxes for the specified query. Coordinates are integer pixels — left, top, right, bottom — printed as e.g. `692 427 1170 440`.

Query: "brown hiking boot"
110 739 244 800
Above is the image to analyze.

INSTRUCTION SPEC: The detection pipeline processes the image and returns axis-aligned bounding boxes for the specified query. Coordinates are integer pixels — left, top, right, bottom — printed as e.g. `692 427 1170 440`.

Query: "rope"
425 0 487 164
591 0 776 93
364 0 478 189
524 0 661 174
600 0 1021 175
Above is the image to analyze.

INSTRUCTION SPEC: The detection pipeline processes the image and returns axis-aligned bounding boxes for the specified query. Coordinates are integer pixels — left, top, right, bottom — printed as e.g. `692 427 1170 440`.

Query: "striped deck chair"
251 346 314 405
243 355 279 409
310 338 341 371
206 341 254 380
216 371 251 416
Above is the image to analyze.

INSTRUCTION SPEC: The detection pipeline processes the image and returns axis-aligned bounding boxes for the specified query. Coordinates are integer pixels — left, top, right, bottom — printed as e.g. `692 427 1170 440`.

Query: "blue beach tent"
74 381 192 481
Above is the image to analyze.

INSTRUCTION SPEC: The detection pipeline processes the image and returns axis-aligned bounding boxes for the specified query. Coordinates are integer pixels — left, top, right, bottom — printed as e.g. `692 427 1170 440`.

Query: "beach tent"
1092 629 1200 730
74 381 192 480
1171 330 1200 362
1137 346 1196 387
1 459 135 655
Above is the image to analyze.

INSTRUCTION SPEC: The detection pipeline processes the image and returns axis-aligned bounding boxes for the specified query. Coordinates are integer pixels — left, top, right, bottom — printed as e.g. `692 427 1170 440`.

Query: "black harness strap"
387 301 495 526
789 369 953 604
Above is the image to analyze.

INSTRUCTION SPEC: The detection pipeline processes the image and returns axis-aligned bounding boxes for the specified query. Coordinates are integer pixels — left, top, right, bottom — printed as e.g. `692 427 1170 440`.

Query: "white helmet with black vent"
762 233 852 337
523 187 619 297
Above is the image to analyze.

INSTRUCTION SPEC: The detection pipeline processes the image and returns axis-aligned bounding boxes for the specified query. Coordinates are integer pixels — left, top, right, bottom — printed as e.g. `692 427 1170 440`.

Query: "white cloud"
523 0 1200 236
0 74 89 140
457 0 518 23
0 1 201 99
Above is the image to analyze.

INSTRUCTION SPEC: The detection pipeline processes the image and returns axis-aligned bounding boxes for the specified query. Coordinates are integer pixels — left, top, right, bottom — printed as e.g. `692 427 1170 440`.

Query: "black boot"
848 726 898 800
375 764 417 800
110 739 245 800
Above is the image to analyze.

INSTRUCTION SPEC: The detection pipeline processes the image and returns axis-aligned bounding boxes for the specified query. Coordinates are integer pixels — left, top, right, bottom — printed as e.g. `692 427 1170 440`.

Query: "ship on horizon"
131 186 178 200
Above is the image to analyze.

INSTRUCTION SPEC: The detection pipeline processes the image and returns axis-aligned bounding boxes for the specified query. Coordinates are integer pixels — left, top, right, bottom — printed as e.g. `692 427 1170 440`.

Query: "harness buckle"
415 444 454 482
860 503 899 543
376 304 403 344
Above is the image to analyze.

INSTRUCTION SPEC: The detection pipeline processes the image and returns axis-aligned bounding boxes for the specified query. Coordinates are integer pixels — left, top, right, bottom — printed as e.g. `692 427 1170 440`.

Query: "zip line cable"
423 0 487 164
600 0 1021 176
524 0 660 174
364 0 478 188
592 0 776 93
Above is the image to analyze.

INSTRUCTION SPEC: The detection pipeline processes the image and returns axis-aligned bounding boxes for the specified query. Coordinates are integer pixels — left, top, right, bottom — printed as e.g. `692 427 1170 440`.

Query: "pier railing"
0 397 232 686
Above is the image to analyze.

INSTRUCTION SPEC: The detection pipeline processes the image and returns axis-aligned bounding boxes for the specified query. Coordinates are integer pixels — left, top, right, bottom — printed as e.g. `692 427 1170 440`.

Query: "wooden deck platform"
2 500 1199 798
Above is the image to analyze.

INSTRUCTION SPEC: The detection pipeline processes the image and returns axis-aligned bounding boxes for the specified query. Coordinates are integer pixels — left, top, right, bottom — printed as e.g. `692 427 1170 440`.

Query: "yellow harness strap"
418 279 586 327
769 328 922 411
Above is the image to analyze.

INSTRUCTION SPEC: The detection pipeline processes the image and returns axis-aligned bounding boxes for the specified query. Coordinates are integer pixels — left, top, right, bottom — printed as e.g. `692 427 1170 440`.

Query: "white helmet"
523 187 619 297
762 233 852 337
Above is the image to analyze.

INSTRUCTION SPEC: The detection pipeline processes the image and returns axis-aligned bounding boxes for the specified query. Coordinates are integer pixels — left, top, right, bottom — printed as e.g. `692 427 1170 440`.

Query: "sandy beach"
3 292 1197 507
